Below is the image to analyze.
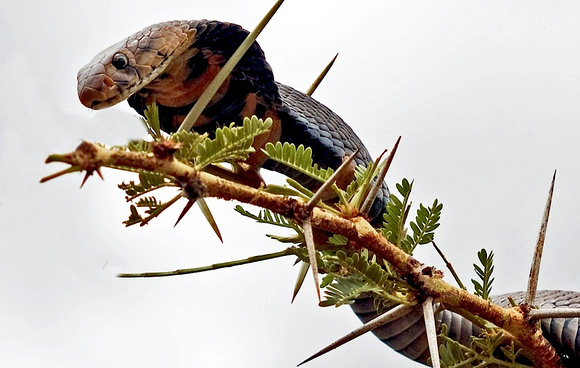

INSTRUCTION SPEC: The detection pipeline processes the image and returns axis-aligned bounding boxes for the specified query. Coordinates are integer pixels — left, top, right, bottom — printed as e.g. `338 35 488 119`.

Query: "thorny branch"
42 141 564 368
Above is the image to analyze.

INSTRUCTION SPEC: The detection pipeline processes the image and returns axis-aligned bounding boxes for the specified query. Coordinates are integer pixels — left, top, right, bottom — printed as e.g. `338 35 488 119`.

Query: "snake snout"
77 69 118 109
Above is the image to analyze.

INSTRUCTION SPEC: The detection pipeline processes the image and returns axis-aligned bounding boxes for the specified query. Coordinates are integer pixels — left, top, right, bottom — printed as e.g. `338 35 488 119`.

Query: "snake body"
77 20 579 366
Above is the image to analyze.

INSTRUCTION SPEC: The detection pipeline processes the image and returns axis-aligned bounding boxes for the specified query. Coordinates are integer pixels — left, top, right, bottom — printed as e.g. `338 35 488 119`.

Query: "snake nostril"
77 73 117 109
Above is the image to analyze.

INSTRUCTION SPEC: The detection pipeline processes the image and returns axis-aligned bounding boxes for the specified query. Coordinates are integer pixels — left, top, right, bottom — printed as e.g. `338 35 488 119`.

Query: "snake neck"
128 20 282 135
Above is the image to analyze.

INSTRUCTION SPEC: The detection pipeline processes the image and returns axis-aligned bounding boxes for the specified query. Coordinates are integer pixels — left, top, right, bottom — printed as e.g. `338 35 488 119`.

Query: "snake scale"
77 20 579 366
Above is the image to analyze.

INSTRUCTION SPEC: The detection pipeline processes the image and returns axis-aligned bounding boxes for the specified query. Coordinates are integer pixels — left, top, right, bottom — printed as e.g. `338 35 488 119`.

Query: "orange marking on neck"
244 97 282 170
146 50 230 110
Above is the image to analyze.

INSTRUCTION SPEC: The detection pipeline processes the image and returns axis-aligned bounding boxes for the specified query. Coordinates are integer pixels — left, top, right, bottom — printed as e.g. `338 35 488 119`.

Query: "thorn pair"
299 298 441 367
301 150 360 302
175 197 223 243
300 138 400 303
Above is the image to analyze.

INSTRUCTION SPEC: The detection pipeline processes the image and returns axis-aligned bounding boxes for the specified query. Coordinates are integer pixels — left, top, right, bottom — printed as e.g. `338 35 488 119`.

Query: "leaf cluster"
193 116 272 169
263 142 335 184
263 143 393 219
319 250 409 308
234 205 303 243
438 324 528 367
381 178 443 255
119 172 173 199
116 110 274 227
234 151 443 310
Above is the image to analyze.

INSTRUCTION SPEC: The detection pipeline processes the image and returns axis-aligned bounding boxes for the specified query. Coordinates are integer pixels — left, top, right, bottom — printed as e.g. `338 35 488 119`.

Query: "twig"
431 241 466 290
118 248 294 278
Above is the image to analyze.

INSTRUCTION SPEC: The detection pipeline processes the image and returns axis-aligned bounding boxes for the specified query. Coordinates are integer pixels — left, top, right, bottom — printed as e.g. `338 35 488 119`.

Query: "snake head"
77 21 198 109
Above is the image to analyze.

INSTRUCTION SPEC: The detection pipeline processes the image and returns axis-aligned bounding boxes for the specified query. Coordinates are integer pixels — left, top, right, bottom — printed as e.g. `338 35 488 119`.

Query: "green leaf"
437 324 531 367
320 250 407 308
347 161 380 210
471 249 495 300
328 234 348 246
127 140 153 153
234 205 296 229
382 179 413 252
123 205 144 226
320 273 335 288
193 116 272 169
263 141 334 183
402 199 443 254
123 194 182 227
319 276 370 307
380 179 442 255
142 102 162 139
118 171 174 199
172 130 208 162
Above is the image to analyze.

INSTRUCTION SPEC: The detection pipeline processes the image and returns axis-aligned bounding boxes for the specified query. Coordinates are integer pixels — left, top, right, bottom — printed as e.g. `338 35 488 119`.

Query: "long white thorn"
360 136 401 217
422 297 440 368
526 170 556 304
302 151 359 303
178 0 285 132
302 216 320 302
298 304 415 366
530 308 580 319
305 150 358 211
305 53 338 97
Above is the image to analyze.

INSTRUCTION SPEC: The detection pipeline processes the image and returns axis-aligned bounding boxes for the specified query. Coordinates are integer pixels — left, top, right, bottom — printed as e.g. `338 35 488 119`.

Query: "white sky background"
1 0 579 367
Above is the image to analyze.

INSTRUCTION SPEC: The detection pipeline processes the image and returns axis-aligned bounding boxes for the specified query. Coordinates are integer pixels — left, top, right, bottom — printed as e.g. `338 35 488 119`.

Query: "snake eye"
112 53 129 69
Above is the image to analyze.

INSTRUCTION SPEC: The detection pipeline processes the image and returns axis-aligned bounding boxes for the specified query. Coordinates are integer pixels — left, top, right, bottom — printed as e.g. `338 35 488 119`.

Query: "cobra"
77 20 580 366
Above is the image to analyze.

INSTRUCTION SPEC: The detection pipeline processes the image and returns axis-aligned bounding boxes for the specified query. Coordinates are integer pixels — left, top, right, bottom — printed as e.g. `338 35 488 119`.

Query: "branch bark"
43 141 563 368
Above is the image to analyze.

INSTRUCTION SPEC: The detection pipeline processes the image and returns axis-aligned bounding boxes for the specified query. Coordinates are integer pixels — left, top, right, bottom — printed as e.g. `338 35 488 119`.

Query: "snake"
77 20 580 366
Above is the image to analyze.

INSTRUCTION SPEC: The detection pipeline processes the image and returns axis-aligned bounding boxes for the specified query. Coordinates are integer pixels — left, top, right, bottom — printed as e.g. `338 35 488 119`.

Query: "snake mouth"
79 87 123 110
87 97 120 110
78 73 136 110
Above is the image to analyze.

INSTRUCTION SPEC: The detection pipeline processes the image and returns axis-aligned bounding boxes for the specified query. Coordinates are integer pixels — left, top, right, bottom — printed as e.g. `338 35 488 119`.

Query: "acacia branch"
42 141 563 368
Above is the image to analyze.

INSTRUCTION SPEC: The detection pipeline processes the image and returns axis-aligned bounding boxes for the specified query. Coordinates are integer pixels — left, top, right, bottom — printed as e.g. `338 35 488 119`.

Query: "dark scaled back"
265 83 390 225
